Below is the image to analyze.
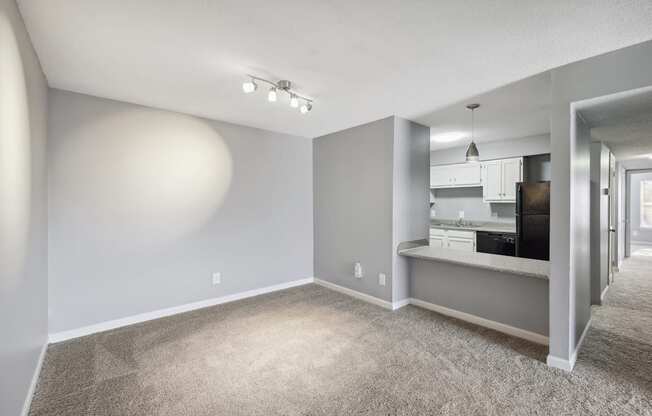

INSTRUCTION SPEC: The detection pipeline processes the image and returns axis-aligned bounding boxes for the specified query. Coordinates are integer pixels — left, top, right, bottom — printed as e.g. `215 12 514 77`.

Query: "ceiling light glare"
430 131 467 143
268 87 277 102
290 94 299 108
242 79 257 93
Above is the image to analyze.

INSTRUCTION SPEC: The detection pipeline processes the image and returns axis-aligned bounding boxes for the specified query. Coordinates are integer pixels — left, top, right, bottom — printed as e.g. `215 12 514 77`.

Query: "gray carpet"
30 258 652 415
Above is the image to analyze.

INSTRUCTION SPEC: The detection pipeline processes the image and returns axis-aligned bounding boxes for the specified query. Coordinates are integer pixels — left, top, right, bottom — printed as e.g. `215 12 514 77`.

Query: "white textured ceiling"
17 0 652 138
579 87 652 161
424 72 551 150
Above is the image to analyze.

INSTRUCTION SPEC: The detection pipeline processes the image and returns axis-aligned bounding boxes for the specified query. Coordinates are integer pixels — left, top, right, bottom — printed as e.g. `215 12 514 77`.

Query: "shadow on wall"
0 12 31 295
50 108 233 253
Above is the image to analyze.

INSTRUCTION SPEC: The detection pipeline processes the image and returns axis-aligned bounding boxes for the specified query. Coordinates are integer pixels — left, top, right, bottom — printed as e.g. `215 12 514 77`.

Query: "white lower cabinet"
429 235 446 248
429 228 476 252
447 237 475 251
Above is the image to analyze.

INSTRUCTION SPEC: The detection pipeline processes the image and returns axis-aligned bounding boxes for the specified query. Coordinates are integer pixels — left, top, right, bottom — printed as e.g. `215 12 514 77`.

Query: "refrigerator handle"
515 183 522 256
515 183 522 216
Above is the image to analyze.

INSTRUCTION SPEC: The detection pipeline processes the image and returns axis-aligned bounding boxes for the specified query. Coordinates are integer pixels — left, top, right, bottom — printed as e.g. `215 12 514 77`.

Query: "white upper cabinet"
430 163 481 189
481 157 523 203
430 165 451 188
481 160 501 200
500 158 522 200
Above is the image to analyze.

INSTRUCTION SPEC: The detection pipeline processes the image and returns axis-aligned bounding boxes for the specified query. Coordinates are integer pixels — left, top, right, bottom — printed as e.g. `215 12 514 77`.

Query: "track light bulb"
290 94 299 108
242 79 257 93
300 103 312 114
268 88 277 102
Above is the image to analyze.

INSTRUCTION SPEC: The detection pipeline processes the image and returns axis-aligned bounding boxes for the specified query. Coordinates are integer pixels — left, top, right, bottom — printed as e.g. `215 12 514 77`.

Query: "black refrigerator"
515 181 550 261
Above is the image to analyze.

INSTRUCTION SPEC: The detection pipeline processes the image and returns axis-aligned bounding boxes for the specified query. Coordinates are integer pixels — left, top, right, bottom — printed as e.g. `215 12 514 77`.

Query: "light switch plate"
378 273 386 286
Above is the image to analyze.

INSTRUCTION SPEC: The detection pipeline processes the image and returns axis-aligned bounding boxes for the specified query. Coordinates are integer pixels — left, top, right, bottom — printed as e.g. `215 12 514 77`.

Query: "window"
641 180 652 228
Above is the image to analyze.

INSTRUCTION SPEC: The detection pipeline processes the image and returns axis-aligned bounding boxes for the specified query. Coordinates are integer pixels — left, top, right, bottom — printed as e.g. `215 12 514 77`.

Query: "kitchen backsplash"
430 187 515 223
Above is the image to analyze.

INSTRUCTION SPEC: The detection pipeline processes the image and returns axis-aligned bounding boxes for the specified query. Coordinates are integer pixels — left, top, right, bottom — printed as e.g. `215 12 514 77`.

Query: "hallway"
573 250 652 410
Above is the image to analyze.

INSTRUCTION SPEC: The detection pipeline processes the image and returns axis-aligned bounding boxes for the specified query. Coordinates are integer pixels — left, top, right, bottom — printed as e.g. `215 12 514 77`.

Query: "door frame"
625 168 652 258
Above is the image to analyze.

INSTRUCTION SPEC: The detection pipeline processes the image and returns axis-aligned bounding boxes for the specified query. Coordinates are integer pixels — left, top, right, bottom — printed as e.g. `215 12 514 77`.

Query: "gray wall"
0 0 49 414
549 39 652 364
313 116 429 303
430 134 550 165
571 113 592 349
392 118 430 302
629 171 652 244
48 90 314 333
590 142 610 304
313 117 395 301
410 260 549 336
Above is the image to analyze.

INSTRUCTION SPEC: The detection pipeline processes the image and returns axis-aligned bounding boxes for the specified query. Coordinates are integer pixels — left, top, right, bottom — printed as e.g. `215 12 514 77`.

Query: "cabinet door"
429 236 446 248
500 158 523 201
447 237 475 252
482 160 502 201
452 163 481 186
430 166 451 188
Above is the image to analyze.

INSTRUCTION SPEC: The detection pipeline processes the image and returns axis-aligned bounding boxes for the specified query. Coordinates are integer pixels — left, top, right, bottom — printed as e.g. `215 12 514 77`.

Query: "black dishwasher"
476 232 516 256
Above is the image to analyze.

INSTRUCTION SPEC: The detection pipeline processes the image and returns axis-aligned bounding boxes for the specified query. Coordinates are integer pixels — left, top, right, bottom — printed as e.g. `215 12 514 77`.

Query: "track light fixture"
242 75 313 114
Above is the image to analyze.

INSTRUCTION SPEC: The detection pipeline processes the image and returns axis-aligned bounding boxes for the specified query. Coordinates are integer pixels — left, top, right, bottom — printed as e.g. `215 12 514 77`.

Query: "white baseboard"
409 298 549 346
392 298 411 310
49 277 314 343
600 284 610 302
21 341 48 416
570 317 592 369
313 278 395 310
546 354 573 372
547 317 592 372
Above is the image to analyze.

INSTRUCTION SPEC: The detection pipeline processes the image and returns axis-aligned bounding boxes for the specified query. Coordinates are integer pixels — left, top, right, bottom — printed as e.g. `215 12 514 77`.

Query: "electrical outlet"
354 262 363 278
378 273 386 286
212 272 221 285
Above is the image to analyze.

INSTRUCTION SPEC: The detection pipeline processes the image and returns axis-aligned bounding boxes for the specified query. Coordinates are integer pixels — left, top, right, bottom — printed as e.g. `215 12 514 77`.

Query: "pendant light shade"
465 104 480 162
465 141 480 162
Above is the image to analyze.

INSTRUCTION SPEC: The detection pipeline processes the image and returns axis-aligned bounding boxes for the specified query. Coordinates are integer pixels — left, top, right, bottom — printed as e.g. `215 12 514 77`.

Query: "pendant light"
465 104 480 162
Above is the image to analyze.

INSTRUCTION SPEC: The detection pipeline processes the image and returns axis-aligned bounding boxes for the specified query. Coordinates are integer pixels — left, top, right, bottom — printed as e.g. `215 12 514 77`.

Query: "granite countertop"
398 244 549 279
430 219 516 234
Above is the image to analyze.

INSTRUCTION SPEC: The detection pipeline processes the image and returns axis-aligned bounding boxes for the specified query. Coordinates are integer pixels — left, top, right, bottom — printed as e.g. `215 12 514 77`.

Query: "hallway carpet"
30 263 652 415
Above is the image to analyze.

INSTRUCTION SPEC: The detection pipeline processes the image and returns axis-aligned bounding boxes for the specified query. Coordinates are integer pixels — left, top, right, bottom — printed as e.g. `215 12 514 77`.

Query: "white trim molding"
546 354 573 372
409 298 549 345
313 278 396 310
392 298 411 310
21 342 48 416
547 317 592 372
49 277 314 343
601 284 610 302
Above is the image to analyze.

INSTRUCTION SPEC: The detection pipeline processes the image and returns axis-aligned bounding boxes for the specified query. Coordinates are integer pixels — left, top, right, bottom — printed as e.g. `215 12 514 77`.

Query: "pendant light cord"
471 108 474 142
